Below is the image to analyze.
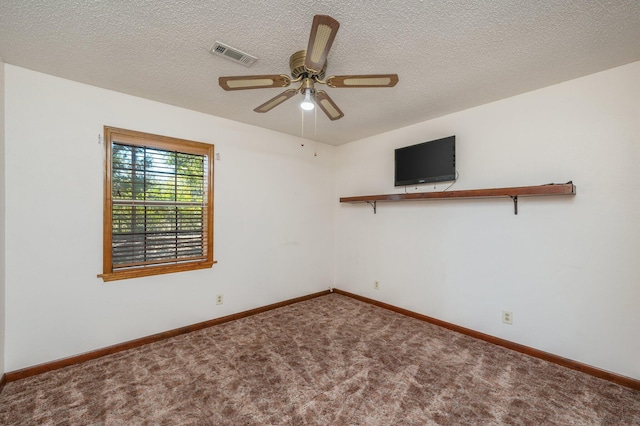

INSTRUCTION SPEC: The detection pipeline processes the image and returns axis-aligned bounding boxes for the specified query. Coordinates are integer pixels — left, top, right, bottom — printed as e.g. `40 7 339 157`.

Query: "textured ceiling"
1 1 640 146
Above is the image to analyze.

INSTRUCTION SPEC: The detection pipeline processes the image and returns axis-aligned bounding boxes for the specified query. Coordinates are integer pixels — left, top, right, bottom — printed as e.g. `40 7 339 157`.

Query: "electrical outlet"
502 310 513 325
374 281 380 290
216 294 223 305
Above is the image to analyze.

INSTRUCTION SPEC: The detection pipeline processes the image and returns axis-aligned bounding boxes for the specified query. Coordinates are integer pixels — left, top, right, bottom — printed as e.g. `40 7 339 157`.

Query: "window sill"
98 260 217 282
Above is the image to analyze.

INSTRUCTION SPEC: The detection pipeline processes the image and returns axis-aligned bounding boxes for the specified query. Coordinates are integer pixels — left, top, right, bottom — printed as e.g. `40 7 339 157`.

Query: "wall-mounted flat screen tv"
394 136 456 186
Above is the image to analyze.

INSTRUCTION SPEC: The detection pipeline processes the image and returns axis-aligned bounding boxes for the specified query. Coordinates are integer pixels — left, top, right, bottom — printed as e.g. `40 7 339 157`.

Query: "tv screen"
394 136 456 186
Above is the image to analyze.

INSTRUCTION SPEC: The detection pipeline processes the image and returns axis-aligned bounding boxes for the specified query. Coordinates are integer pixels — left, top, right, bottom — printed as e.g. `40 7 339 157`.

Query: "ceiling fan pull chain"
301 108 305 146
314 105 318 157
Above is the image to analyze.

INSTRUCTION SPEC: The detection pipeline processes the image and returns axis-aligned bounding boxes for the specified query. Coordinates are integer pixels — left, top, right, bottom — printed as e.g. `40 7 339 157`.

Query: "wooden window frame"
99 126 215 281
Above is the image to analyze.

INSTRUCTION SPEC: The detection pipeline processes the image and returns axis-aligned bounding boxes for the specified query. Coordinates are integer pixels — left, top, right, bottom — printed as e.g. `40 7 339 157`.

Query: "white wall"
335 61 640 380
5 60 640 381
4 65 336 371
0 58 6 376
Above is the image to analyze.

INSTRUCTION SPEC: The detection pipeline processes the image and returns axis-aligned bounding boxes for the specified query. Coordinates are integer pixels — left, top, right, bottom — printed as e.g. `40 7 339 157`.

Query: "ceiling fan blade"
219 75 291 91
305 15 340 74
314 90 344 121
326 74 399 88
253 89 297 113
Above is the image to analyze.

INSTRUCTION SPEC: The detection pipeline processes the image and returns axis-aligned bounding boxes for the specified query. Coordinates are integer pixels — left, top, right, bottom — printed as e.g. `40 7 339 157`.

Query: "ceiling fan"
218 15 399 121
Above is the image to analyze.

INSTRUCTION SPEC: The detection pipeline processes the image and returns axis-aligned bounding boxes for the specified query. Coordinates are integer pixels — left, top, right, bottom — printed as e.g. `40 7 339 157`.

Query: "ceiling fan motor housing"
290 50 327 80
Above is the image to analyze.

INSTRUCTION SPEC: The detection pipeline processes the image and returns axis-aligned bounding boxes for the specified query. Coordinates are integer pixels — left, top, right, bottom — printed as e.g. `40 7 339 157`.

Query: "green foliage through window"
111 143 208 269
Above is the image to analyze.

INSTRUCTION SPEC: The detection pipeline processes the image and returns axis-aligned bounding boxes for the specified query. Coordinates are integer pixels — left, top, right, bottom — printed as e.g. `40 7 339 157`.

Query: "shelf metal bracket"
510 196 518 215
367 201 377 214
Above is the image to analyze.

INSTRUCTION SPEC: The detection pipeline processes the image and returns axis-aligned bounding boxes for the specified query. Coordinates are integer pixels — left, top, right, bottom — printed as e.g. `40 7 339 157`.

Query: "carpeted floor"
1 293 639 425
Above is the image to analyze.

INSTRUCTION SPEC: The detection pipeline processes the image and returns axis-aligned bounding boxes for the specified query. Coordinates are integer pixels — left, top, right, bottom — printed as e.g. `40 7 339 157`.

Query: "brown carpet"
1 293 638 425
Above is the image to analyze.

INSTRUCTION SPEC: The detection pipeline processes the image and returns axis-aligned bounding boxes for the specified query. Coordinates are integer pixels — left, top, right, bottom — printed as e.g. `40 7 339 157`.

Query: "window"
100 127 215 281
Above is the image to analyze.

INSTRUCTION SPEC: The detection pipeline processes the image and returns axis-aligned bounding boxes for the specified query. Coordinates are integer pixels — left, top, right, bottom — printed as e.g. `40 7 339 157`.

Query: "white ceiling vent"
209 41 257 67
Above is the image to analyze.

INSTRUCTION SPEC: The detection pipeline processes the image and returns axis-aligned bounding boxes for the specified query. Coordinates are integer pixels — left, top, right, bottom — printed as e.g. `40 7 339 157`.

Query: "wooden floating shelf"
339 183 576 214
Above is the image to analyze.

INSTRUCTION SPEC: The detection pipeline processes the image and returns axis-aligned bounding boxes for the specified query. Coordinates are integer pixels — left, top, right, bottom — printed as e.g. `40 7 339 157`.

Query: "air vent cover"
209 41 257 67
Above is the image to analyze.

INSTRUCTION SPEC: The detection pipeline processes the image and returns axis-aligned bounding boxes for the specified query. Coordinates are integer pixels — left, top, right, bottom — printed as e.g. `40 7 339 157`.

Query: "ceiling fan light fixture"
301 91 315 111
